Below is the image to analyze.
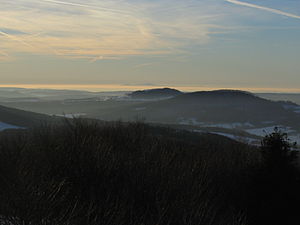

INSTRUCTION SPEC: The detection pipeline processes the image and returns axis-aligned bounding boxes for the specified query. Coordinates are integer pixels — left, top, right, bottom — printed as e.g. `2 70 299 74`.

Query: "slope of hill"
0 104 54 128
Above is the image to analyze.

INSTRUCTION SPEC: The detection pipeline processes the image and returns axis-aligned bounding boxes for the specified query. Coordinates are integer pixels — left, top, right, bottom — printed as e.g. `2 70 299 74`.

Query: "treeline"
0 120 298 225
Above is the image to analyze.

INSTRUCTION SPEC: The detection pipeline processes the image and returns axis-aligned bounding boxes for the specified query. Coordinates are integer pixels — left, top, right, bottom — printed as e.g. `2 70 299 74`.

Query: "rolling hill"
2 88 300 144
99 90 299 126
0 104 54 128
90 89 300 144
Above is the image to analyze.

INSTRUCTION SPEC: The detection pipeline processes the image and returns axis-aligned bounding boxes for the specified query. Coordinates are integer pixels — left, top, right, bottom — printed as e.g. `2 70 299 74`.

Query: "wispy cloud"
226 0 300 19
0 0 222 61
40 0 133 16
0 29 34 49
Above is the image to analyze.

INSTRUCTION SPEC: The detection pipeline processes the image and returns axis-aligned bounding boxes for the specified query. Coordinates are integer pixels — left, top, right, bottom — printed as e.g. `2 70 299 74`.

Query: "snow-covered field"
178 118 255 129
193 129 260 145
54 113 87 118
0 122 22 131
204 122 254 129
246 126 295 136
187 120 300 146
246 126 300 143
178 118 205 126
282 104 300 114
210 132 259 145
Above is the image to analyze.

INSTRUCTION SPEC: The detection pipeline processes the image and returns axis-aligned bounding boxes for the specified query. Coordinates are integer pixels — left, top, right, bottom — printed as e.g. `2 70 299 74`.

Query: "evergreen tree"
260 127 298 173
252 127 300 225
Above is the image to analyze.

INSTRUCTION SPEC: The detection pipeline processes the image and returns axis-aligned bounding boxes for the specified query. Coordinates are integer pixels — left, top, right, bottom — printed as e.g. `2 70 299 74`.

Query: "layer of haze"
0 0 300 92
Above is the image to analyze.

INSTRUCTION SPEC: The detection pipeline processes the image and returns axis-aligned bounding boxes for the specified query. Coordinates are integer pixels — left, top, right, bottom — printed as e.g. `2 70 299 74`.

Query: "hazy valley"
1 87 300 146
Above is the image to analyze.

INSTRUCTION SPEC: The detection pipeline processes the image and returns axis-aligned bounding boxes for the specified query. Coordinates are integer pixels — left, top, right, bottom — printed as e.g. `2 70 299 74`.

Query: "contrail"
227 0 300 19
40 0 133 16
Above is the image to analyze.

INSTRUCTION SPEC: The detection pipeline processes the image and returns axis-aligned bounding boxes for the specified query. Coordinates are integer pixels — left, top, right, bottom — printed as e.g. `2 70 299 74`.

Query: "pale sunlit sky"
0 0 300 92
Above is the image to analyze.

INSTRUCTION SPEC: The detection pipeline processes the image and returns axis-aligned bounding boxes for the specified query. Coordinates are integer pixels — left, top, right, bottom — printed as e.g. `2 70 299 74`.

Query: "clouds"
1 0 299 63
227 0 300 19
0 0 221 61
40 0 133 15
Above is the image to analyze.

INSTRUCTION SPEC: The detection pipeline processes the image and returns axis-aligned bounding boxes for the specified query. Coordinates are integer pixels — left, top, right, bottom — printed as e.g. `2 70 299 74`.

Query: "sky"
0 0 300 92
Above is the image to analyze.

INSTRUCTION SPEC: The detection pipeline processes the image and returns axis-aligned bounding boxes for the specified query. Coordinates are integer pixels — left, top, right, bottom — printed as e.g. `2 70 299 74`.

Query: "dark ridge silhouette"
170 89 263 103
0 104 54 127
128 88 183 99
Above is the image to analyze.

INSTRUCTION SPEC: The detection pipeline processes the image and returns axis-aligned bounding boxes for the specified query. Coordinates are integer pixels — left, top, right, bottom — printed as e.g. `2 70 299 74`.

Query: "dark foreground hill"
0 119 299 225
0 104 55 127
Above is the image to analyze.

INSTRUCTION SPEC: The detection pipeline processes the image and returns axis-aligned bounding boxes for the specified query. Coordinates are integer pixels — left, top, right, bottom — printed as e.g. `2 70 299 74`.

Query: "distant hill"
0 104 54 128
128 88 183 99
0 87 129 102
99 90 300 129
2 88 300 144
167 90 259 104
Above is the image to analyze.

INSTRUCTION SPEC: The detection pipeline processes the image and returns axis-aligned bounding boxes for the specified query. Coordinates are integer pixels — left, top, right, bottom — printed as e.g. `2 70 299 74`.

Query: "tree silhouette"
260 127 298 173
251 127 300 225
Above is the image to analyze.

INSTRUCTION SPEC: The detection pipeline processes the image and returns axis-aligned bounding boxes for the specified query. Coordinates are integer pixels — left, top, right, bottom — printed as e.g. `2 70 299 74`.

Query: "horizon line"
0 84 299 93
